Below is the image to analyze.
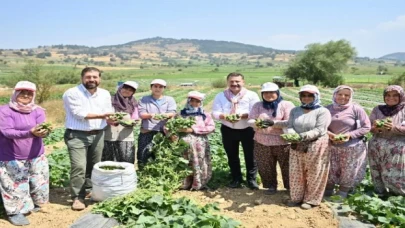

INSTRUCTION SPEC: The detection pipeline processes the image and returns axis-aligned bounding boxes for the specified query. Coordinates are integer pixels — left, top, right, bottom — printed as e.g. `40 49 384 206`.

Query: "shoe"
264 187 277 195
85 189 92 199
8 214 30 226
227 180 243 188
31 204 41 212
336 191 348 198
301 203 314 210
324 189 334 197
71 198 86 211
286 200 301 207
247 180 259 190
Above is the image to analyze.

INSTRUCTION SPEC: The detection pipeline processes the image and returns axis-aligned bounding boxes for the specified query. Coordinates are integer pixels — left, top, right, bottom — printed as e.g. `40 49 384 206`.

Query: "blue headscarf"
180 98 207 120
300 93 322 110
262 90 283 117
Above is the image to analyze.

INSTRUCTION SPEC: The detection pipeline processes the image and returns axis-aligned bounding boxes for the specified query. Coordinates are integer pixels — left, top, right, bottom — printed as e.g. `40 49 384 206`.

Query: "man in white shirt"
212 72 260 189
63 67 114 210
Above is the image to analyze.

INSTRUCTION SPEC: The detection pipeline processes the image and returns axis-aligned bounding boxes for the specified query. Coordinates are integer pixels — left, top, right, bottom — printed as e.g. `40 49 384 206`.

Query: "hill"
0 37 297 67
379 52 405 61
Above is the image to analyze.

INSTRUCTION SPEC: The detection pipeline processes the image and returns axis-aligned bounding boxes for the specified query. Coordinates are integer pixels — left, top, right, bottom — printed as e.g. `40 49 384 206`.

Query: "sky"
1 0 405 58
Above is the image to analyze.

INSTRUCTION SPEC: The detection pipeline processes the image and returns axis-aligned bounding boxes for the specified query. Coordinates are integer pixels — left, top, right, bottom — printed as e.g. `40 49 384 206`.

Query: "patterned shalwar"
0 154 49 215
181 134 212 190
368 137 405 195
327 143 367 191
254 142 290 189
289 135 330 205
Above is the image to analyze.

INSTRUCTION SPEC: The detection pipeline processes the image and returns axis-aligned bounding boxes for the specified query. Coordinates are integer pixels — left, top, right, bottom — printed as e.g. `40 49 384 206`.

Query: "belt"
67 129 103 135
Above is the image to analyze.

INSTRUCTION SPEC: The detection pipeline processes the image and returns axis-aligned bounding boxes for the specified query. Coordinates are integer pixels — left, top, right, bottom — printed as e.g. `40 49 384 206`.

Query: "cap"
261 82 279 92
299 85 320 94
14 81 36 91
187 91 205 101
150 79 167 87
123 81 138 90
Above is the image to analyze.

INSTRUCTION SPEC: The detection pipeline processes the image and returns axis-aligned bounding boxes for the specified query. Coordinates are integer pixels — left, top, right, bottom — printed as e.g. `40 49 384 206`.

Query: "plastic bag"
91 161 137 201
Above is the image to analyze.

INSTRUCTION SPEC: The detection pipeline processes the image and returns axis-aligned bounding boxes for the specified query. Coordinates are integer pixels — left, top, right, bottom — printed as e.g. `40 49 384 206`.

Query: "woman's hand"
30 127 48 138
383 121 393 131
332 134 350 144
179 128 193 133
327 131 336 141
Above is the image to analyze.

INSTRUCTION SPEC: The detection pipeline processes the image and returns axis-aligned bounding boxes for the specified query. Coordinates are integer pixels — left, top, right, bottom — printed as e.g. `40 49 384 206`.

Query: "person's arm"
346 106 371 139
138 97 153 120
391 110 405 135
212 93 225 120
0 108 35 139
273 101 295 128
243 91 261 119
247 102 260 128
164 97 177 118
299 109 331 141
192 114 216 134
63 91 109 120
286 108 297 134
369 107 380 134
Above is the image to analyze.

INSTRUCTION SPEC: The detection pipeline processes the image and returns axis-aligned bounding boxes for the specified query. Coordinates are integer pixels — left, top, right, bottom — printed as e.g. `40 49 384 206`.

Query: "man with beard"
63 67 114 210
212 72 260 189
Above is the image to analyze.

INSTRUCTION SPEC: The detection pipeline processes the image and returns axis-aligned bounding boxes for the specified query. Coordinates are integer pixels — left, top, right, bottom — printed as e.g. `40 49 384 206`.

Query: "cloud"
377 15 405 31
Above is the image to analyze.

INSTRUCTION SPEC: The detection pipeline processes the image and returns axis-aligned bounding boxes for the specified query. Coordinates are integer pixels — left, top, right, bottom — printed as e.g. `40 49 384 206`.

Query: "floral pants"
368 137 405 196
181 134 212 190
0 154 49 215
289 135 330 205
327 143 367 192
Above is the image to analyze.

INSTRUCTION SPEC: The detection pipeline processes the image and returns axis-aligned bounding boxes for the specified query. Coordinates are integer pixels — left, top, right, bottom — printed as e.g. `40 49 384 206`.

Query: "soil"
0 186 338 228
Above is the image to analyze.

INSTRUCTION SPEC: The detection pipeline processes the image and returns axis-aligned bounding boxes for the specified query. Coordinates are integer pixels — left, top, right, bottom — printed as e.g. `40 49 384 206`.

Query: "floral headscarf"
378 85 405 117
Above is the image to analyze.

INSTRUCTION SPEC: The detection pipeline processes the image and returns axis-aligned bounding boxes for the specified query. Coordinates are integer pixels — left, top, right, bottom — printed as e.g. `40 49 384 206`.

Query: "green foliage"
280 133 301 142
285 39 356 87
47 147 70 187
211 78 227 88
43 127 65 145
388 72 405 87
344 169 405 227
93 190 240 227
165 116 196 136
21 60 56 104
93 132 240 226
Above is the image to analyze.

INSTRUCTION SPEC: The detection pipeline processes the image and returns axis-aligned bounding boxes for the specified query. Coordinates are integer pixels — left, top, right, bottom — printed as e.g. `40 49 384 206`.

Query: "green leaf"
377 216 390 224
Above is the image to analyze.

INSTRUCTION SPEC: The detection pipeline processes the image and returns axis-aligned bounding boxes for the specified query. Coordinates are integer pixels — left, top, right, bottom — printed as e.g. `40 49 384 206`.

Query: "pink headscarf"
332 85 354 110
9 90 41 113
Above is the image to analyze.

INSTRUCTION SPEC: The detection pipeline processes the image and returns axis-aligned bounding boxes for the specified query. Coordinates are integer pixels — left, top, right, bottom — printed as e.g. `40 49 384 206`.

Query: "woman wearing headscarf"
0 81 49 226
177 91 215 190
285 85 331 210
325 85 371 198
102 81 139 164
368 85 405 196
248 82 295 195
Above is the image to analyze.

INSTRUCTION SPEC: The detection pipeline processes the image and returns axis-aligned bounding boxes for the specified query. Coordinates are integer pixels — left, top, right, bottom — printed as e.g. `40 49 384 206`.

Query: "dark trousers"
220 125 257 182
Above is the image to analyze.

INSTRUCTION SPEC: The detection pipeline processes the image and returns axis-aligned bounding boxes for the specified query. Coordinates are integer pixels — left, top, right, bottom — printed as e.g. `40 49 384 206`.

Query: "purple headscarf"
378 85 405 117
111 85 137 114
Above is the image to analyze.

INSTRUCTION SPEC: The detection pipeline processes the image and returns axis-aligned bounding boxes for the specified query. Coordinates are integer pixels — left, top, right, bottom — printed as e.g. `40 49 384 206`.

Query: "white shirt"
212 89 260 129
63 84 113 131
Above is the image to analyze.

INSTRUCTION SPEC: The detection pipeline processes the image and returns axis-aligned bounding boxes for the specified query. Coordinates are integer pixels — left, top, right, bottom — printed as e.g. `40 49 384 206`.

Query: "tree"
21 60 55 104
350 67 359 74
377 65 388 75
284 39 356 87
388 72 405 87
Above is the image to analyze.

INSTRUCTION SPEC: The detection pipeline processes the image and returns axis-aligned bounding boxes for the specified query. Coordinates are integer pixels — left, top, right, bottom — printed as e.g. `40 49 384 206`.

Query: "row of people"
0 67 403 225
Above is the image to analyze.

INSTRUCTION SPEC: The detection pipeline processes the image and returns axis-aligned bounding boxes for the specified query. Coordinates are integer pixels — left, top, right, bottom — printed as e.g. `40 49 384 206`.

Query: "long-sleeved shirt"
104 107 139 142
138 95 177 131
248 100 295 146
212 89 260 129
287 107 332 141
190 114 215 135
63 84 113 131
326 104 371 147
0 105 45 161
370 106 405 140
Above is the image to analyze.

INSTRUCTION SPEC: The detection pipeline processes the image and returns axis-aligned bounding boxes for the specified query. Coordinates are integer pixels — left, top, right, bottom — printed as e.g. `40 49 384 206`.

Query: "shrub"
211 78 227 88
